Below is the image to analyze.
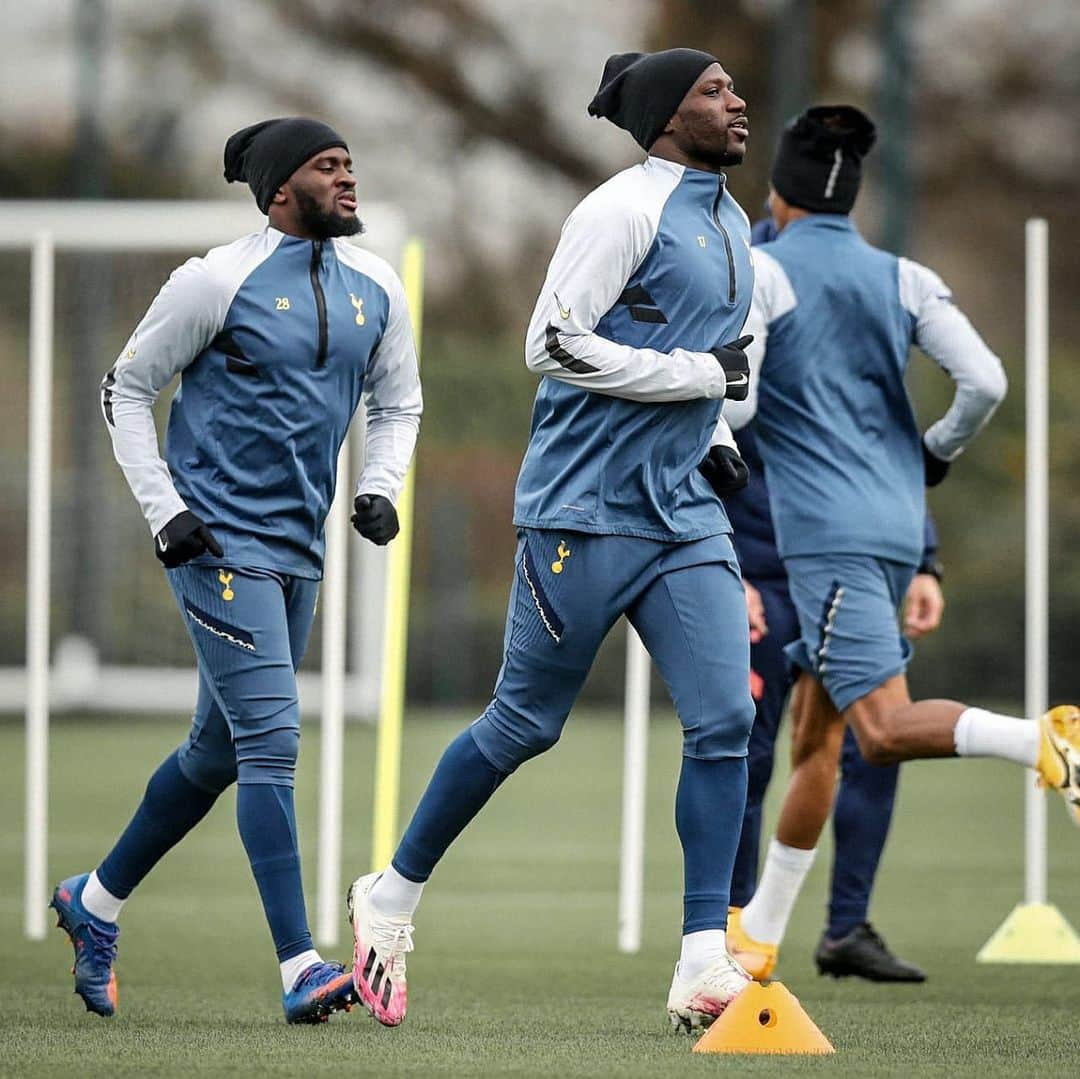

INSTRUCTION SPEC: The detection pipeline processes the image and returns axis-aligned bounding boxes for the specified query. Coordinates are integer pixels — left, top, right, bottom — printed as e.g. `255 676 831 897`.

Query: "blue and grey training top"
515 155 754 541
102 227 422 579
726 214 1006 566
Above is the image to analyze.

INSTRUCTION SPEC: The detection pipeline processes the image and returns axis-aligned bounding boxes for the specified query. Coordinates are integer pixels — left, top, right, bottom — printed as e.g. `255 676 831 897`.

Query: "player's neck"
648 141 728 176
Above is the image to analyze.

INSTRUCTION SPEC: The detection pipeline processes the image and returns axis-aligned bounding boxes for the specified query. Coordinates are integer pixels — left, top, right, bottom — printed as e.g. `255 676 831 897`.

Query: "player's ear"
271 187 289 206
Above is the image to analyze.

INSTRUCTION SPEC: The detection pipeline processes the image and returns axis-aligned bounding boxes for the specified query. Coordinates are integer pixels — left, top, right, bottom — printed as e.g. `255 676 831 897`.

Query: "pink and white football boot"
666 953 751 1032
347 872 414 1027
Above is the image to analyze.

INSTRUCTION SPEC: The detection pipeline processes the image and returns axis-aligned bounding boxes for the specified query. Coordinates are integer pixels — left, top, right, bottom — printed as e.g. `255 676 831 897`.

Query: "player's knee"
472 699 563 773
235 725 300 785
685 694 755 759
177 740 238 794
852 714 903 766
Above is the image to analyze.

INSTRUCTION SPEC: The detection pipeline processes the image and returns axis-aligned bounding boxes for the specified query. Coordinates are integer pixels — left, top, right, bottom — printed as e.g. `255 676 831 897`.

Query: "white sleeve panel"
103 232 280 535
723 248 796 430
899 257 1008 460
523 166 729 403
103 258 232 535
708 413 738 450
351 261 423 504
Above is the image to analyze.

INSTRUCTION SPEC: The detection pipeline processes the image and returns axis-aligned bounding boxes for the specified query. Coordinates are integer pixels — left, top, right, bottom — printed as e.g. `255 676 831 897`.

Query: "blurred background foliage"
1 0 1078 708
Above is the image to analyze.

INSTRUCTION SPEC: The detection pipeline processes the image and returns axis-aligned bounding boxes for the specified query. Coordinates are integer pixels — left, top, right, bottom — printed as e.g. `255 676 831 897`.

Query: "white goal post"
3 199 409 942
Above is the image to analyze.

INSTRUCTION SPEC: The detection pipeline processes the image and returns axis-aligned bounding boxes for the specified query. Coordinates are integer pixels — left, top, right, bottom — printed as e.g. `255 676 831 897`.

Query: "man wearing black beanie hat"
357 52 758 1034
717 108 1073 983
52 119 422 1025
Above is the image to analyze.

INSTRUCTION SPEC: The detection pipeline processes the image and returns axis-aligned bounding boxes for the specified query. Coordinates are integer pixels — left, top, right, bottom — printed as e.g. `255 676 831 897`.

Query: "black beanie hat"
588 48 718 151
223 117 349 214
770 105 876 214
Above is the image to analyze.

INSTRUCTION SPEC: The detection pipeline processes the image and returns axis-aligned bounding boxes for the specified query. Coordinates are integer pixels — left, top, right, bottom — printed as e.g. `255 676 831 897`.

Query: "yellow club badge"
219 570 235 601
550 541 571 574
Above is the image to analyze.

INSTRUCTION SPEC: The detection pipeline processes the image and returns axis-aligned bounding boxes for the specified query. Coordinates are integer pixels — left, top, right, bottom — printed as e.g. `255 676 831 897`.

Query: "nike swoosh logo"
157 535 168 552
726 373 748 387
553 292 571 321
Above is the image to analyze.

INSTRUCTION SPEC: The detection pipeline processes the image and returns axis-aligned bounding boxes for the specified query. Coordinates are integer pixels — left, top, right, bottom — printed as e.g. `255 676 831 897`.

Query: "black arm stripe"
545 324 598 375
100 367 116 426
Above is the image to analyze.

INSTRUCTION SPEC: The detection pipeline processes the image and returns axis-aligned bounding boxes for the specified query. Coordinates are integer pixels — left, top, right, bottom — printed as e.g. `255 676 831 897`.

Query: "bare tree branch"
265 0 606 186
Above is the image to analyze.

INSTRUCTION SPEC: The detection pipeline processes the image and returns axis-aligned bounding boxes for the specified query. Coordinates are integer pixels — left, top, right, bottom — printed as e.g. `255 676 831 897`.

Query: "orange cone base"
692 980 834 1055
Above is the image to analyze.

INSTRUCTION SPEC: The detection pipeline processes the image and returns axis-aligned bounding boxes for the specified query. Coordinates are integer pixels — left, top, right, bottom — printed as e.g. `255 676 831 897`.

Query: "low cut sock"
81 871 125 924
679 929 729 982
370 863 425 919
279 948 323 991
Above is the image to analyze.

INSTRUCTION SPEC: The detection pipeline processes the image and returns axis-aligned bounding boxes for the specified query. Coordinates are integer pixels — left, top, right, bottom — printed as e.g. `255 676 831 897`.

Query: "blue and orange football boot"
50 873 119 1017
282 960 358 1024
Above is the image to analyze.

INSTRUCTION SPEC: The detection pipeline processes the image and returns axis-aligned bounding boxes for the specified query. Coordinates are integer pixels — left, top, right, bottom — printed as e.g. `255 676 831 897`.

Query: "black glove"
710 334 753 401
351 493 399 546
922 438 950 487
698 444 750 497
154 510 224 568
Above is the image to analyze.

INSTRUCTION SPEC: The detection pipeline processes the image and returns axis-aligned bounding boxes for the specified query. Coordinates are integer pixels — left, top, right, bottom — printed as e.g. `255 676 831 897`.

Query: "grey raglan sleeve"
355 272 422 504
900 257 1008 460
524 188 728 402
101 258 228 535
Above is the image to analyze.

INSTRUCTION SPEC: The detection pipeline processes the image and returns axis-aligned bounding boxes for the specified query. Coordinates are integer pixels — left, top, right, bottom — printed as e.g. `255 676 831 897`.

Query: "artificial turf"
2 709 1078 1077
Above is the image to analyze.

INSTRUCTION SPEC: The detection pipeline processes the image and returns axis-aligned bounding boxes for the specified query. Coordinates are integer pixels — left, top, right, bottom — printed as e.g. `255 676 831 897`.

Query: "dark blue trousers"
729 577 900 940
96 566 319 962
394 529 756 934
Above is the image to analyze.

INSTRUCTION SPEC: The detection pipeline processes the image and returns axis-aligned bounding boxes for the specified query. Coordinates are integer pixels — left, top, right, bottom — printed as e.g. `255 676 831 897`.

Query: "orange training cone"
692 981 834 1055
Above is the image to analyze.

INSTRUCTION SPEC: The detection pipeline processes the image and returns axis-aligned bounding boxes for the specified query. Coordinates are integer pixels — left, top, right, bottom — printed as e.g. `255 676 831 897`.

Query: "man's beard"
696 136 745 168
294 186 364 239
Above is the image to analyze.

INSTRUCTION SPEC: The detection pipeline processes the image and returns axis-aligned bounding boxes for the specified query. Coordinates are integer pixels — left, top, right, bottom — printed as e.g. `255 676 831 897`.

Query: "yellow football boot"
1036 705 1080 826
726 906 778 981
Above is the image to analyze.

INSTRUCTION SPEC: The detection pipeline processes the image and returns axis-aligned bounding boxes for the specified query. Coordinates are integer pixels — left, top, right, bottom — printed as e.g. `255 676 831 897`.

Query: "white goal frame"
2 200 408 942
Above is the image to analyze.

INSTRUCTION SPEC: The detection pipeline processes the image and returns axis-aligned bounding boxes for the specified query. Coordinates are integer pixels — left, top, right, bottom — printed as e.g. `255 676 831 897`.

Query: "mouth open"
337 195 358 212
729 118 749 138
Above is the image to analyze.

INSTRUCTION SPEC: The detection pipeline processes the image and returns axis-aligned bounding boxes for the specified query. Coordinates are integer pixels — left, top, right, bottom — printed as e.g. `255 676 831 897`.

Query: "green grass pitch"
2 710 1078 1077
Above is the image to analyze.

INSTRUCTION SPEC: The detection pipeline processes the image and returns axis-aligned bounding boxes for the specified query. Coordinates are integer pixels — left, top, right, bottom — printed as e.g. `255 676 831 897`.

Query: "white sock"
369 864 424 919
280 948 323 991
953 707 1039 767
679 929 729 981
81 871 125 923
740 839 817 946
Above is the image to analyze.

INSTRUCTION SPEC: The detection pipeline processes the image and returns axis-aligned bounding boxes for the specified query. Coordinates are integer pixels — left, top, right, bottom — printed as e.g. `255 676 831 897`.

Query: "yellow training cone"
693 981 834 1055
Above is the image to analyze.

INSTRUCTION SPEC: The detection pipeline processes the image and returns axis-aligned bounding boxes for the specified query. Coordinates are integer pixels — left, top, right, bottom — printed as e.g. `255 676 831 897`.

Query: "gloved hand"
698 444 750 497
154 510 224 568
352 493 399 546
710 334 753 401
922 438 950 487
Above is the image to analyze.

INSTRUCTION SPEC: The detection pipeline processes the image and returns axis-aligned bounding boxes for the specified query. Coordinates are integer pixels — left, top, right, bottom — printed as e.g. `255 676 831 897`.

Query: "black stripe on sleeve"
100 367 117 426
544 324 598 375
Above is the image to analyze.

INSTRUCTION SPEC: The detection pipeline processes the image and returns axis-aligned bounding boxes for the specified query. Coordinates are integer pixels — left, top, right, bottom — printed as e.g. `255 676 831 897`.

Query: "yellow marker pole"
371 238 423 870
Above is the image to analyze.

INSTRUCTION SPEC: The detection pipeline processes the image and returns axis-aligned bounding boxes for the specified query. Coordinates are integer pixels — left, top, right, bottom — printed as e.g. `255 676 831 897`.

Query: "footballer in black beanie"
770 105 877 214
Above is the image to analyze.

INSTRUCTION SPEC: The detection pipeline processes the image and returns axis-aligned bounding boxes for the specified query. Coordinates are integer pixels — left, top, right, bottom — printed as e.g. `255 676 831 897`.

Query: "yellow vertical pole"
371 238 423 870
